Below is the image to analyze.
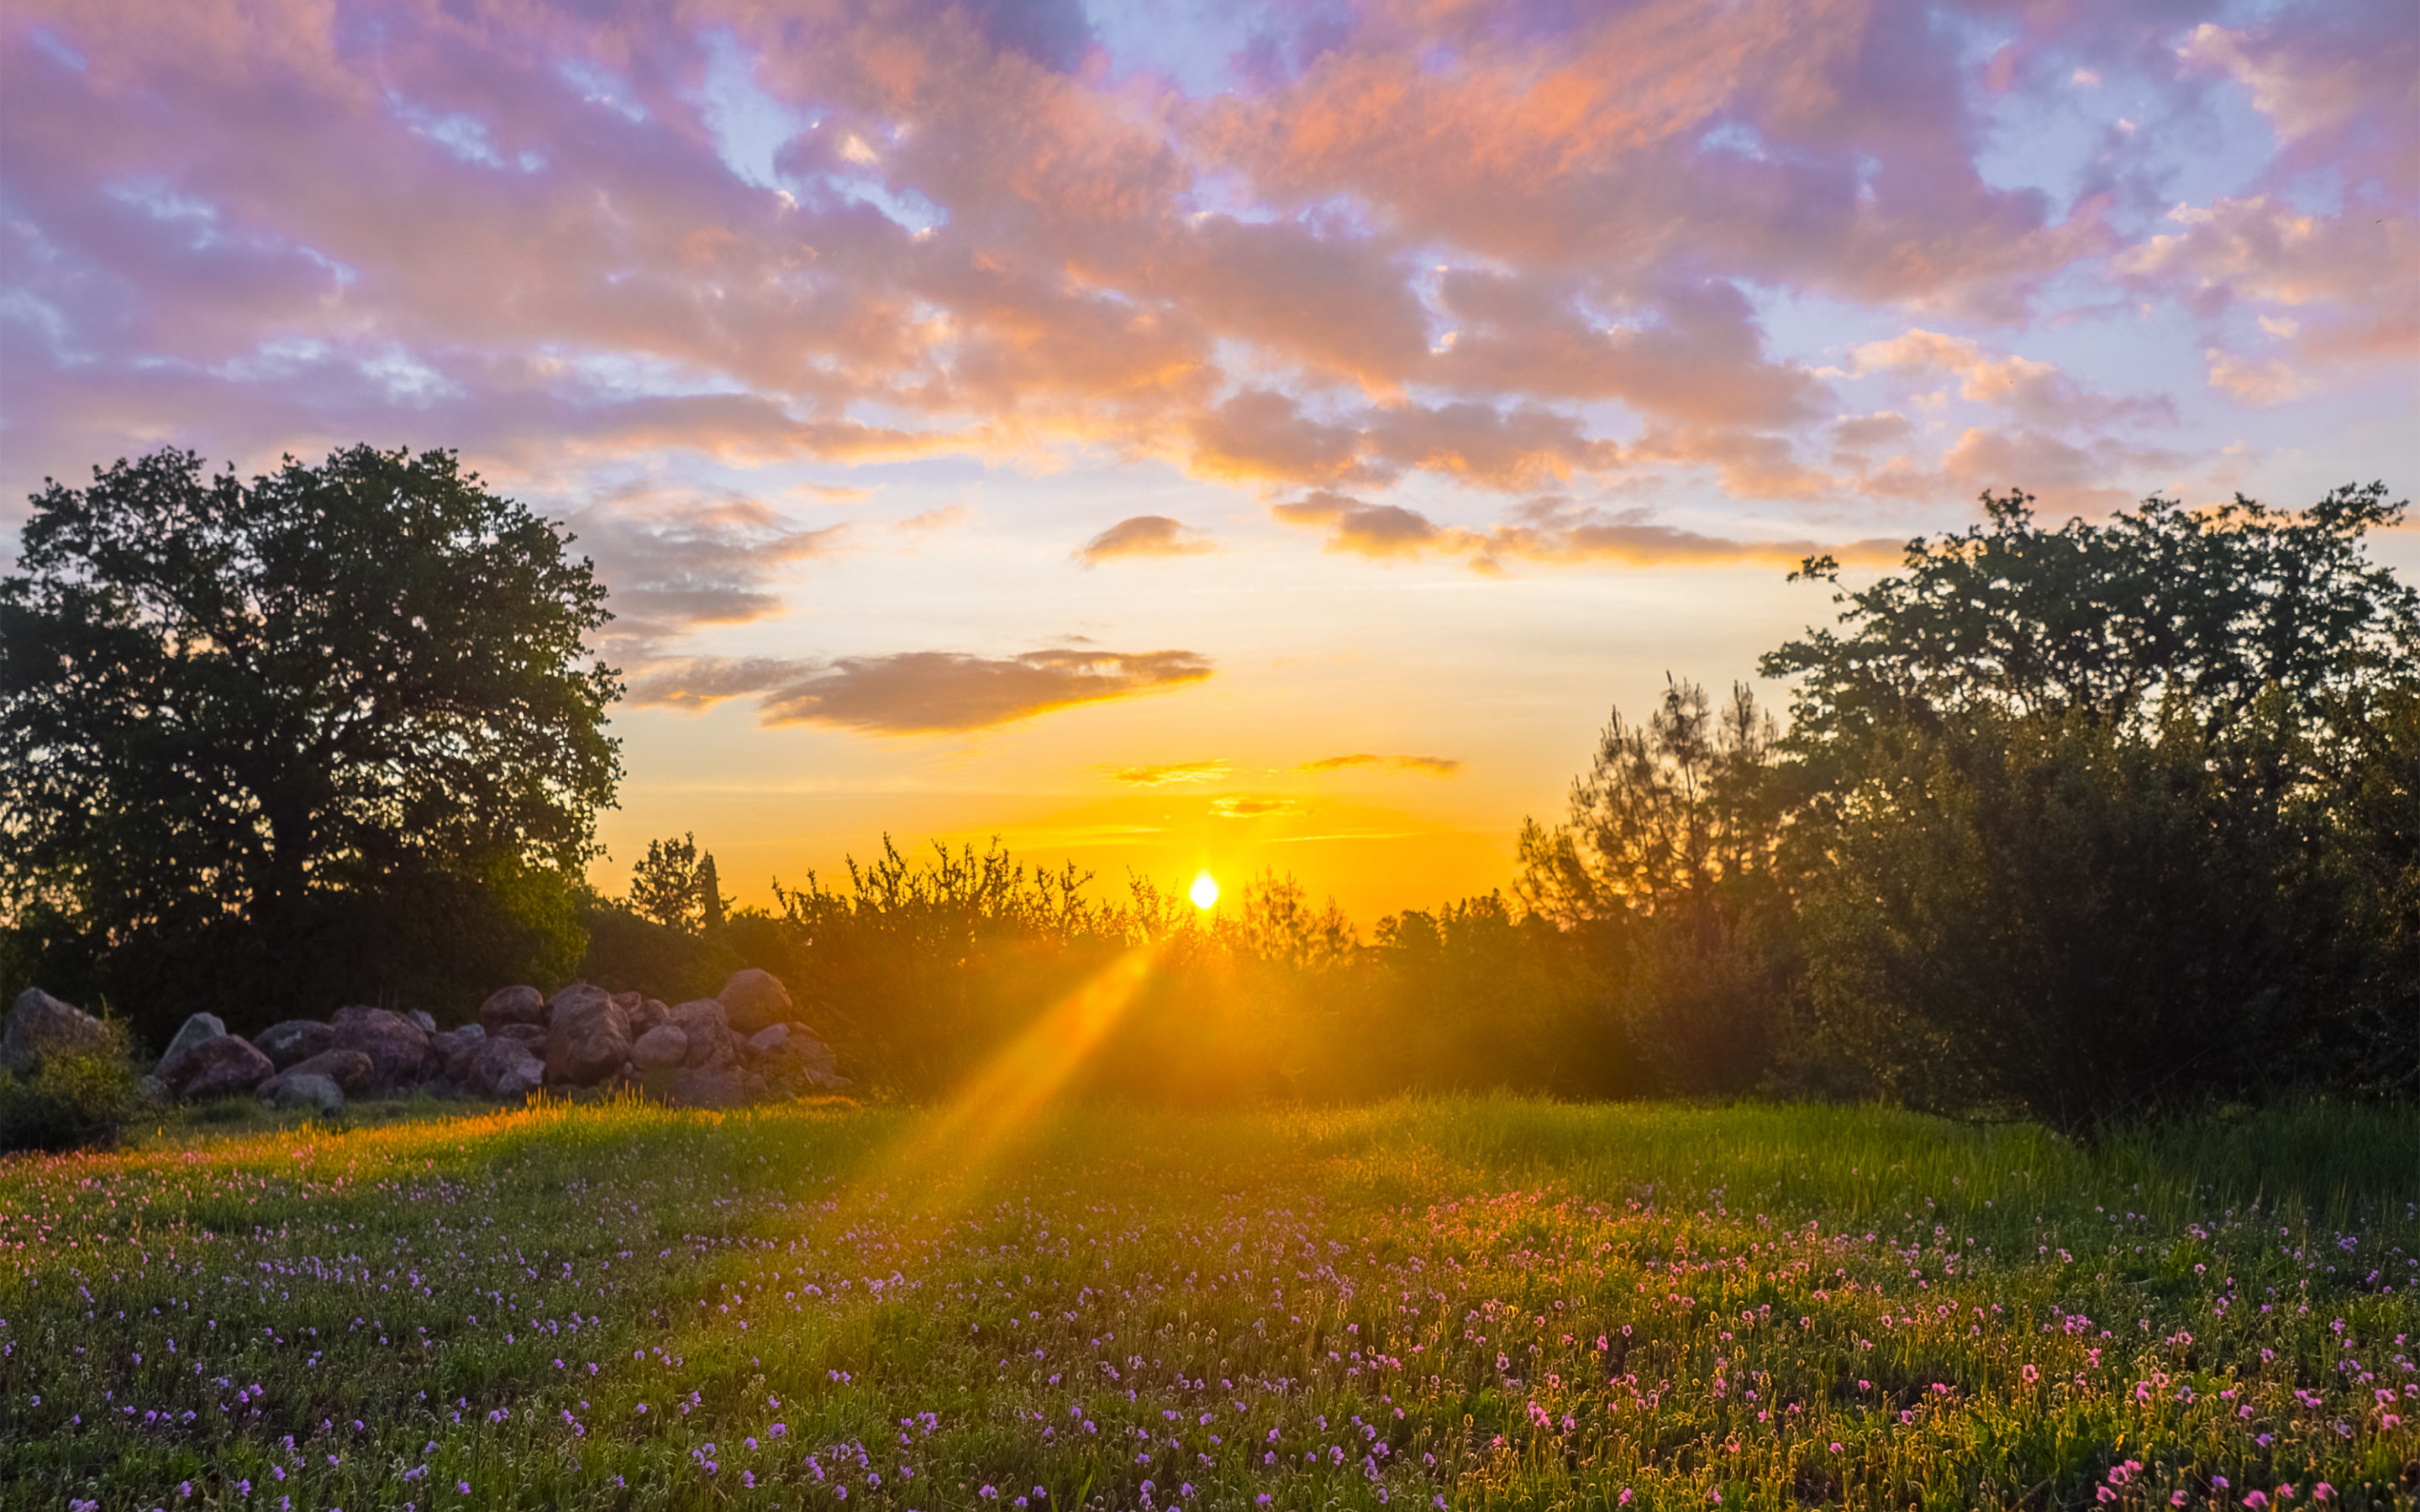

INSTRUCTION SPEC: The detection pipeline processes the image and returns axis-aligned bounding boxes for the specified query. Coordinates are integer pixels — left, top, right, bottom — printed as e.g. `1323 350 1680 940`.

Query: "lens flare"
1189 871 1219 909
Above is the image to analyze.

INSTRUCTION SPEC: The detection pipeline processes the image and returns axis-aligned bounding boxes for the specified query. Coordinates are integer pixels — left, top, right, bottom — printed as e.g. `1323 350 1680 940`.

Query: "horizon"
3 0 2413 921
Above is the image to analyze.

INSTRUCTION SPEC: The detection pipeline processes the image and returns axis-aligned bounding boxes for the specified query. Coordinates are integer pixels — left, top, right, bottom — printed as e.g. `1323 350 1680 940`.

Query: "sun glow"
1189 870 1219 910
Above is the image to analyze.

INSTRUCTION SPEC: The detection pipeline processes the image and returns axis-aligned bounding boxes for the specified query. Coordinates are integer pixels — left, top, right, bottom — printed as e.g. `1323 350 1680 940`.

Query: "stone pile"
2 971 848 1116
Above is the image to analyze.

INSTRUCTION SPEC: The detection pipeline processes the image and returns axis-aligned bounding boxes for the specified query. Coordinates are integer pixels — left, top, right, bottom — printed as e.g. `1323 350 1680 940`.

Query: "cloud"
1273 492 1903 571
2203 349 2302 407
1075 514 1216 565
1107 759 1231 786
566 488 845 657
1210 795 1300 818
1301 753 1464 775
1844 329 2175 430
629 647 1213 732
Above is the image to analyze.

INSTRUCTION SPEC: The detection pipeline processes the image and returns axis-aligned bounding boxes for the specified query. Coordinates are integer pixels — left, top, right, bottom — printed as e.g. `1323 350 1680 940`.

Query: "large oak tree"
0 446 620 1033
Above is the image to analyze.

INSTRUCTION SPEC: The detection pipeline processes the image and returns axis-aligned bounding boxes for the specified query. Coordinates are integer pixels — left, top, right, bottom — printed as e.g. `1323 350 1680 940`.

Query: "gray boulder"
329 1005 435 1089
255 1019 334 1069
279 1047 375 1095
629 1023 688 1072
407 1009 438 1033
433 1025 487 1083
544 984 630 1085
747 1021 850 1090
468 1037 546 1097
669 999 737 1068
479 985 545 1032
717 969 793 1036
168 1034 274 1101
258 1072 345 1115
154 1012 227 1083
492 1022 547 1050
2 988 111 1074
628 997 671 1037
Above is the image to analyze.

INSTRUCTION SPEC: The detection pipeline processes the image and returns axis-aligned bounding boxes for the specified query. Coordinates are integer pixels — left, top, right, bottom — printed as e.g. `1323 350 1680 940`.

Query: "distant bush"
0 1019 144 1154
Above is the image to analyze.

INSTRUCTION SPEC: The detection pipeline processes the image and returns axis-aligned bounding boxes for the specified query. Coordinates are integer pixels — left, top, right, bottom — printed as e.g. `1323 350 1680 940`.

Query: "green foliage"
1765 485 2419 1130
0 1018 141 1153
0 445 619 1039
577 897 746 1005
1517 678 1802 1094
629 832 728 934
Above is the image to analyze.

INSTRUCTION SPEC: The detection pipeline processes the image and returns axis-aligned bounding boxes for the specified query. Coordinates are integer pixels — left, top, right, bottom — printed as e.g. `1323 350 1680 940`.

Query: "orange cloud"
1301 753 1465 776
1107 759 1231 786
1271 491 1902 571
1075 514 1216 565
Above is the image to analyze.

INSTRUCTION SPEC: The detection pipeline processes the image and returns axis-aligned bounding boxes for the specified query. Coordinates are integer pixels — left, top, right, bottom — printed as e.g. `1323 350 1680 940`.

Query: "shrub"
0 1019 144 1153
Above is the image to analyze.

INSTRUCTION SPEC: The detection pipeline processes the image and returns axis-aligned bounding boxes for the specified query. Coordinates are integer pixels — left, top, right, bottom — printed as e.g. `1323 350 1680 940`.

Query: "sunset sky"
3 0 2413 920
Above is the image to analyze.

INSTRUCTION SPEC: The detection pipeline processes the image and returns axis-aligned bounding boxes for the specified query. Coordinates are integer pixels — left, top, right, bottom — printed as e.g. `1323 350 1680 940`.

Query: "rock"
2 988 111 1074
169 1034 275 1101
747 1021 848 1089
255 1019 334 1069
154 1012 228 1083
138 1074 167 1103
717 969 793 1036
665 1064 766 1110
669 999 736 1068
258 1072 345 1115
433 1026 487 1084
629 1024 688 1072
466 1037 547 1098
407 1009 438 1033
329 1005 436 1089
279 1048 375 1096
543 985 630 1086
493 1022 547 1050
610 990 644 1017
480 985 545 1032
629 997 671 1037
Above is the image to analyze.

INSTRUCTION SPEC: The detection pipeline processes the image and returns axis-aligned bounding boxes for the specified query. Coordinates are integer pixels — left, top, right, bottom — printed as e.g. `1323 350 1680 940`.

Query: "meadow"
1 1097 2413 1512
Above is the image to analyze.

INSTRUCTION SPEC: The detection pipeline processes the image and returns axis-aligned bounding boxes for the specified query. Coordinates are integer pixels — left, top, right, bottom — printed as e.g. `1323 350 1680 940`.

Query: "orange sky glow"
3 0 2412 921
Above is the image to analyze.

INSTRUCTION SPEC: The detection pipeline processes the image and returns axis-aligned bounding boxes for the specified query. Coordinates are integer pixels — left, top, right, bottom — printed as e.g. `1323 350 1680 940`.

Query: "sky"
3 0 2414 921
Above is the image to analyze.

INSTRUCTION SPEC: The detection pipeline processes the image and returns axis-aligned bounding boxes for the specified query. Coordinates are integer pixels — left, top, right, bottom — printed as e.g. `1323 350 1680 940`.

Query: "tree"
629 833 707 932
1516 678 1802 1094
1765 485 2418 1130
0 445 620 1037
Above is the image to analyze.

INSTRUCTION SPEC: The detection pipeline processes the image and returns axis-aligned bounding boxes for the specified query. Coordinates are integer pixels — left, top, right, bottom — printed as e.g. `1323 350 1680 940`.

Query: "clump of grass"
0 1098 2412 1509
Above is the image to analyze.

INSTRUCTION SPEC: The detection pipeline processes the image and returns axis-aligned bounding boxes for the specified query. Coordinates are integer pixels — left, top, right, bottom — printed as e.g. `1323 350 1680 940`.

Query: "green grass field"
2 1096 2414 1511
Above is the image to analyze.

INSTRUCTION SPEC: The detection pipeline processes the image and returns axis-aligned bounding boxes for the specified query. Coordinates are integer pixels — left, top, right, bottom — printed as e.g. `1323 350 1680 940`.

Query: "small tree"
629 834 706 932
0 446 619 1035
1516 678 1799 1094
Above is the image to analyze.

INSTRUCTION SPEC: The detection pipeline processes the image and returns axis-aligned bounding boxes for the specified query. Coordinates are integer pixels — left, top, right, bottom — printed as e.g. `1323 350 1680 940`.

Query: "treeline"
577 486 2419 1132
4 456 2415 1135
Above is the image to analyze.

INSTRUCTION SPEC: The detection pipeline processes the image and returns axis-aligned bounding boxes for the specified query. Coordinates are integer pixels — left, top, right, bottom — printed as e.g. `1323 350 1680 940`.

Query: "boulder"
665 1064 766 1110
543 984 630 1086
628 997 671 1037
255 1019 334 1069
747 1021 848 1086
629 1023 689 1072
154 1012 228 1083
669 999 736 1068
279 1047 375 1096
258 1072 345 1116
467 1037 545 1098
492 1021 547 1052
168 1034 274 1101
434 1026 487 1084
716 969 793 1036
2 988 111 1074
480 985 545 1032
407 1009 438 1033
329 1005 436 1089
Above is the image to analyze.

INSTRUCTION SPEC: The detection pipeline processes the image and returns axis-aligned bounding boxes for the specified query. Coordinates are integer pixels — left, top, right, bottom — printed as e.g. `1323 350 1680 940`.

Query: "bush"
0 1019 144 1153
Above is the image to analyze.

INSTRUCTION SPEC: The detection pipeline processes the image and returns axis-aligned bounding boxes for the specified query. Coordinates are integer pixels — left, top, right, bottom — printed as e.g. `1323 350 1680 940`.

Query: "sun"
1189 870 1219 910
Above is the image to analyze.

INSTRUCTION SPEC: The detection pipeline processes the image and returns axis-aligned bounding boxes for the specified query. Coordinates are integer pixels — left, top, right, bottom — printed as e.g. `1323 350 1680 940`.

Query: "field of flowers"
1 1095 2413 1511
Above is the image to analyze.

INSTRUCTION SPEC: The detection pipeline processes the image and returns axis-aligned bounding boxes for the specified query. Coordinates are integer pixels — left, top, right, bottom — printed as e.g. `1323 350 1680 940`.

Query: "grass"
1 1095 2413 1511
